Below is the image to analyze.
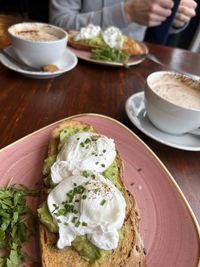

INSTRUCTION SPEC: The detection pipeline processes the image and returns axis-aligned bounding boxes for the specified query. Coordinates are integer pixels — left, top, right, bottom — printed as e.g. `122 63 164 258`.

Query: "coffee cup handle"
188 128 200 135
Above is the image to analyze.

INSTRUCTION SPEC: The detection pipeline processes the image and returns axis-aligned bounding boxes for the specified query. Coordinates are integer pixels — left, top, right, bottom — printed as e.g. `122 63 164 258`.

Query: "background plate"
68 42 148 67
0 114 199 266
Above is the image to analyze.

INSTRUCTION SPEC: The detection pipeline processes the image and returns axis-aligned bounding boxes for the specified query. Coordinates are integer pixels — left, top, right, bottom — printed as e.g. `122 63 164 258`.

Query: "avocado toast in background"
38 119 146 267
68 24 144 57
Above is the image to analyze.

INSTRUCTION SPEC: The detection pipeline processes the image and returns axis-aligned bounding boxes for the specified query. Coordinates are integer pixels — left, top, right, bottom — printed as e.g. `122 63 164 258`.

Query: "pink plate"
68 43 148 67
0 114 199 266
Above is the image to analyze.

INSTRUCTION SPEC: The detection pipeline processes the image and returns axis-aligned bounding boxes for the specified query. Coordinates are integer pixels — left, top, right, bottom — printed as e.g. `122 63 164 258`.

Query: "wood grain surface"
0 15 200 226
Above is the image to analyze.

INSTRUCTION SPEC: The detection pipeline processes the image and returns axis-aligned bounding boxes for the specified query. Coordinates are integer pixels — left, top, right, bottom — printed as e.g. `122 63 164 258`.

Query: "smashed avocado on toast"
38 119 146 267
68 24 145 58
68 32 143 56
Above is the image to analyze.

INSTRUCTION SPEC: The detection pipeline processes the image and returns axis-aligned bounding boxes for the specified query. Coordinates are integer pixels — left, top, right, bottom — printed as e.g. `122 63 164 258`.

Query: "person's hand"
124 0 174 27
173 0 197 28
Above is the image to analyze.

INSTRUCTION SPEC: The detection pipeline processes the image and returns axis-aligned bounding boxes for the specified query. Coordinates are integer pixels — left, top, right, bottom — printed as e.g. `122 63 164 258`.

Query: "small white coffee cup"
144 71 200 135
8 22 68 68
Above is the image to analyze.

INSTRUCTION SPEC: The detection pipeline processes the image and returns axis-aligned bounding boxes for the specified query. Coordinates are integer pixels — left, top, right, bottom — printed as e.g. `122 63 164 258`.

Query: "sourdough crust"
68 33 99 51
39 119 146 267
68 32 144 56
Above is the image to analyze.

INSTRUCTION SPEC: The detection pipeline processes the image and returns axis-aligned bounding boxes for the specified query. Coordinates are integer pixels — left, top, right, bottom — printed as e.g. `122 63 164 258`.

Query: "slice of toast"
39 119 146 267
68 32 100 51
68 32 144 56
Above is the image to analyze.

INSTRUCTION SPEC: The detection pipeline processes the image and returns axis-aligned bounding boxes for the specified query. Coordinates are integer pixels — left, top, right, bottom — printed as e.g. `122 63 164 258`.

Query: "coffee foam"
16 30 59 41
10 23 64 42
150 73 200 110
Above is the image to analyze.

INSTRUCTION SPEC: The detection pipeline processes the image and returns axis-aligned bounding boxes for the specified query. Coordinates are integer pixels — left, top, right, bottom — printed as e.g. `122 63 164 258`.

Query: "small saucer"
125 92 200 151
0 46 78 79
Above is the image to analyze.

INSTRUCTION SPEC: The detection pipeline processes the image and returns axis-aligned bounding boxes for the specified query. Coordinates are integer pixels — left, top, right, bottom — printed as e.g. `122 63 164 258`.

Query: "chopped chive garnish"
76 185 85 194
75 221 80 227
52 203 59 213
82 171 89 178
55 208 66 216
85 138 91 144
64 204 74 213
100 199 106 206
91 174 95 179
67 185 85 202
72 217 78 223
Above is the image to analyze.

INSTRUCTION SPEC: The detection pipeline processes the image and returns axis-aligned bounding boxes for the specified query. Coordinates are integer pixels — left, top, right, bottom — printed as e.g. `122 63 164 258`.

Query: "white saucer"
0 46 78 79
125 92 200 151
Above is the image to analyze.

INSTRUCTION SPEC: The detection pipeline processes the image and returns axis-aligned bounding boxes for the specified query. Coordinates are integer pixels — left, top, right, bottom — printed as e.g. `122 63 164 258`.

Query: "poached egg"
102 26 124 49
51 132 116 184
47 172 126 250
75 24 101 41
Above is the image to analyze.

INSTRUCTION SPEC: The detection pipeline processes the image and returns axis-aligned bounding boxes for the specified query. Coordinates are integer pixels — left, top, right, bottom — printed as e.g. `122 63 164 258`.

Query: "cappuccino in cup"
10 23 63 42
145 71 200 135
8 22 68 68
149 74 200 110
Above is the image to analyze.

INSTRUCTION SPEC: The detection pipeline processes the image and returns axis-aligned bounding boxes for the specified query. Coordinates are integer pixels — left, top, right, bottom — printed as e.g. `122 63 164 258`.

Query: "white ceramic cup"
8 22 68 68
144 71 200 135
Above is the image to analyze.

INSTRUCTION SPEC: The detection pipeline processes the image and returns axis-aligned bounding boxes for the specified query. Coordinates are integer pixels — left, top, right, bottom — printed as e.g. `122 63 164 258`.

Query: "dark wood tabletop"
0 15 200 227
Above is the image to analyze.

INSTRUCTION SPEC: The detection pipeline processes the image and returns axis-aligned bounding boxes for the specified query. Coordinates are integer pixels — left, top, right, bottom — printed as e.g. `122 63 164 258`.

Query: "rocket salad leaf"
0 184 39 267
91 47 130 66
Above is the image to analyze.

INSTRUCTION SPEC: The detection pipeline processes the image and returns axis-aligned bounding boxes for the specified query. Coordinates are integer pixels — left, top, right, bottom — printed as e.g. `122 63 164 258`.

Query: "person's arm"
49 0 127 30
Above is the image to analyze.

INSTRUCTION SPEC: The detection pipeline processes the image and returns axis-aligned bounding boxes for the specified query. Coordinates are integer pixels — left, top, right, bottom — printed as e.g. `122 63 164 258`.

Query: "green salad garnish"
91 47 130 66
0 183 39 267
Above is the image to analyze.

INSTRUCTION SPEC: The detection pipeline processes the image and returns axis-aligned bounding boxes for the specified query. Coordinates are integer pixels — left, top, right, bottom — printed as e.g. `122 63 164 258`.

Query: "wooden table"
0 15 200 227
